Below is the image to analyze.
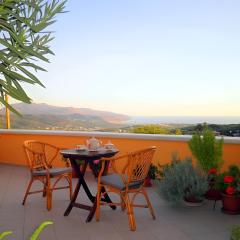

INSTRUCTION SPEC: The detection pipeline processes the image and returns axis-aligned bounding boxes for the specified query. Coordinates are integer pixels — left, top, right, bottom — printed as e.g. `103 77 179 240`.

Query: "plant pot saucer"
221 207 240 215
183 199 205 207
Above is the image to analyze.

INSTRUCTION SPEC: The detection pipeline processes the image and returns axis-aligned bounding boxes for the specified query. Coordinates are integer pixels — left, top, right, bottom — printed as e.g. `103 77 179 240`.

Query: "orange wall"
0 132 239 170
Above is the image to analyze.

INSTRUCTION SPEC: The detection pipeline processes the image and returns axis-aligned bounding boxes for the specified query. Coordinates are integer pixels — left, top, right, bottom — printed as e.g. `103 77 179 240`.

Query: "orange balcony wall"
0 130 239 170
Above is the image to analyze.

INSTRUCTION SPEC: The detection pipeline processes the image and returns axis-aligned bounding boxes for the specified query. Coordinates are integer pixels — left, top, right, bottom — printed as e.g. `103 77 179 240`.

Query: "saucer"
88 149 99 152
76 148 87 151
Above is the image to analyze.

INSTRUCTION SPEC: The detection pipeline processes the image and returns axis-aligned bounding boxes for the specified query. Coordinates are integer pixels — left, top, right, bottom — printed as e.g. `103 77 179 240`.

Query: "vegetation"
0 0 66 114
0 221 53 239
148 164 158 180
131 124 171 134
182 123 240 137
189 127 224 174
231 226 240 240
216 165 240 196
158 155 208 204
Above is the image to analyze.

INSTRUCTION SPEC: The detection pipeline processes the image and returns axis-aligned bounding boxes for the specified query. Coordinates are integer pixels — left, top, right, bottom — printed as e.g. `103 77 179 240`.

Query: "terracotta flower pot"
221 193 240 215
144 177 152 187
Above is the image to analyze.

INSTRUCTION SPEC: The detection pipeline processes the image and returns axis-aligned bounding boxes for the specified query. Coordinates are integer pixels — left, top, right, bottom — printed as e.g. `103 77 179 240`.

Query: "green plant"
188 126 224 174
131 124 170 134
158 155 208 204
148 164 158 180
0 221 53 239
215 165 240 196
0 0 66 114
231 226 240 240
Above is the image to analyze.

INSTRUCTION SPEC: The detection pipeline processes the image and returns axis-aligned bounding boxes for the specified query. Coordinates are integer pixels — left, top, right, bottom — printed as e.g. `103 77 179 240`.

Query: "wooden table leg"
102 161 116 210
64 160 88 216
85 161 117 222
86 186 116 222
64 158 116 221
101 186 116 210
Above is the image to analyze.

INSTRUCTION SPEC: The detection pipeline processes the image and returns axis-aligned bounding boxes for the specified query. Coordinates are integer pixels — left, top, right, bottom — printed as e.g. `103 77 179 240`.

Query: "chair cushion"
100 173 144 190
32 167 72 177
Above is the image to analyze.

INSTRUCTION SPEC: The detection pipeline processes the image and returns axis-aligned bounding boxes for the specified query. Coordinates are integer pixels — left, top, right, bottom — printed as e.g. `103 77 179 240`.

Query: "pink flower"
93 160 100 165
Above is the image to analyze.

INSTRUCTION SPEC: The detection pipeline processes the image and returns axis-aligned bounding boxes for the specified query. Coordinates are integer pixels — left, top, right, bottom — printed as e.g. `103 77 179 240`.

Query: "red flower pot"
144 177 152 187
221 193 240 214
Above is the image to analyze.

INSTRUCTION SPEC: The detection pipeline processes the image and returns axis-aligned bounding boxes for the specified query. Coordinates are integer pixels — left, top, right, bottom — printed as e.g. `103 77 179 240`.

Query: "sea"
127 116 240 125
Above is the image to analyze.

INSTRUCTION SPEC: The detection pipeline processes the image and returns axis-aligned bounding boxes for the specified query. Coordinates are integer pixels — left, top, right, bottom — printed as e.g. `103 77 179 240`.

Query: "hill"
2 103 129 123
0 113 124 130
0 103 129 131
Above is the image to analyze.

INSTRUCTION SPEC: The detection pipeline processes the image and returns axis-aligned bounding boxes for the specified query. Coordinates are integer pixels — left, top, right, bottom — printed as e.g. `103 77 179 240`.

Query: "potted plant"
158 154 208 205
188 126 224 174
189 126 224 200
144 164 158 187
216 165 240 214
205 168 222 200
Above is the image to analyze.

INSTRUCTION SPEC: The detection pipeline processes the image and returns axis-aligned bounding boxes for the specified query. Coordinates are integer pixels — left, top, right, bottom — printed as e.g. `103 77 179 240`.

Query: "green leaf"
0 0 66 114
30 221 53 240
15 65 45 87
20 62 47 72
0 65 36 84
0 231 12 240
0 96 21 116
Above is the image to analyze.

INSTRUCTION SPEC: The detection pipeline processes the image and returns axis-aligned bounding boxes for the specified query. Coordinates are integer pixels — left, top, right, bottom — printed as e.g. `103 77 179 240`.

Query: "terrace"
0 130 240 240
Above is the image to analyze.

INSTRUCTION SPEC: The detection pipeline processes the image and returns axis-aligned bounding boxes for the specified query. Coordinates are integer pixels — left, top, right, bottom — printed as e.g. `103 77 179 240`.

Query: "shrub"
158 156 208 204
188 126 223 174
148 164 159 180
231 226 240 240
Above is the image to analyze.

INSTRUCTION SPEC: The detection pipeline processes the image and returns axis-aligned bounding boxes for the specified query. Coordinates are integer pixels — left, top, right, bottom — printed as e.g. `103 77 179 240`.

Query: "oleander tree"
0 0 66 114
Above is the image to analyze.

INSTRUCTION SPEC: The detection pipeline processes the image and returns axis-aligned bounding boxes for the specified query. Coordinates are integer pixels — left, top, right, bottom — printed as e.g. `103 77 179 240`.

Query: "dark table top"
60 147 119 161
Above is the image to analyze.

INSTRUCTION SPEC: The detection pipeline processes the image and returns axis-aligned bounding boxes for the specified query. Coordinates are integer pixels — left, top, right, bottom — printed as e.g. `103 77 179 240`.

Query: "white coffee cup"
105 141 115 150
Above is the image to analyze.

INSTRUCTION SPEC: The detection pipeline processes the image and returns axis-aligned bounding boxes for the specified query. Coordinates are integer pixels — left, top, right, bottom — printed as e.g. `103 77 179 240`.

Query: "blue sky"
24 0 240 116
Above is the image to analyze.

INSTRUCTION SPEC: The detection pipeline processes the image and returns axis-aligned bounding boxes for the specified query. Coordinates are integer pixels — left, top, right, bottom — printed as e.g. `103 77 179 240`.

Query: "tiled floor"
0 163 239 240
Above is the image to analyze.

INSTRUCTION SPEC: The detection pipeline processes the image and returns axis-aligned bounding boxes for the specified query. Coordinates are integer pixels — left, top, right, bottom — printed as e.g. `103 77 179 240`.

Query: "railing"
0 129 239 169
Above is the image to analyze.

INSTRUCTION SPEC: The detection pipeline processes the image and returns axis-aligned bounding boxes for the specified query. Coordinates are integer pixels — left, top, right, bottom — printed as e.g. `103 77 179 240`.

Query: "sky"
23 0 240 116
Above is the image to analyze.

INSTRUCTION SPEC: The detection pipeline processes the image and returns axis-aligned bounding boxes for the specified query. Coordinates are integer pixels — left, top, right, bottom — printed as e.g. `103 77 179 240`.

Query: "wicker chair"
96 146 156 231
22 140 72 210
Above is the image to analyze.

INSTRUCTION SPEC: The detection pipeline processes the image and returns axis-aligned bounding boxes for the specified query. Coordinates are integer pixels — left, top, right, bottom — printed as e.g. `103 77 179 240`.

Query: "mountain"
0 113 125 130
2 103 129 123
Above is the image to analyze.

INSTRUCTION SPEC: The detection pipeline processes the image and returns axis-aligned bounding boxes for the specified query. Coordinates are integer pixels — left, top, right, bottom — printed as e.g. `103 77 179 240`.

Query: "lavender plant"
158 155 208 204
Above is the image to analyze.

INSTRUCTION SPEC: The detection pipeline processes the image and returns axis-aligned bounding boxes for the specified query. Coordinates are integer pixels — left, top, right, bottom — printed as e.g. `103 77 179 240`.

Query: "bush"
148 164 159 180
231 226 240 240
158 156 208 204
188 126 223 174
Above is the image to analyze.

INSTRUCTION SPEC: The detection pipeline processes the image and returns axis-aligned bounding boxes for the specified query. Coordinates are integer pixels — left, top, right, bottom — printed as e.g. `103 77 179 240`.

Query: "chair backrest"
23 140 59 171
124 146 156 184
